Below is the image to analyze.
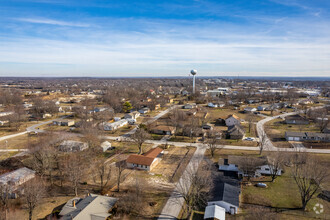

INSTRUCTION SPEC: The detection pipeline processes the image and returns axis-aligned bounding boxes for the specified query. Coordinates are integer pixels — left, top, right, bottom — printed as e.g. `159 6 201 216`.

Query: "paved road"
0 149 29 152
158 145 206 219
256 112 296 151
0 116 67 142
0 131 28 142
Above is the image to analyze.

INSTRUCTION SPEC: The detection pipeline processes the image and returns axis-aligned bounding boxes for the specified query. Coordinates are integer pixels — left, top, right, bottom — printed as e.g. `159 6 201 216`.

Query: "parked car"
256 183 267 188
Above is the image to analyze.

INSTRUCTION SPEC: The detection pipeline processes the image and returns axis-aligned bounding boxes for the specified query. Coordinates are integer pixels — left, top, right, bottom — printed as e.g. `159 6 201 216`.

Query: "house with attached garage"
285 131 330 142
53 119 75 127
126 147 164 171
207 181 241 215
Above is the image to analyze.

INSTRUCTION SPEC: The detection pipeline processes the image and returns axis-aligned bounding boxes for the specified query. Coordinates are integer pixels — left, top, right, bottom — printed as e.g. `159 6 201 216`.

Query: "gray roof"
210 180 240 207
227 124 245 135
60 194 117 220
0 167 35 186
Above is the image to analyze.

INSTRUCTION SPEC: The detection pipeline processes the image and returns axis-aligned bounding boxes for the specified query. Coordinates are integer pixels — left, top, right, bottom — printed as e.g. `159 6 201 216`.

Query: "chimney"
72 200 76 207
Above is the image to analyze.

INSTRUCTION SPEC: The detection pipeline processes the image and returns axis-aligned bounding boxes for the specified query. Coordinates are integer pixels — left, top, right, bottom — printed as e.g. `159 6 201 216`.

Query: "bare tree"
238 157 264 182
175 164 211 218
115 173 148 216
291 153 329 211
115 160 126 192
266 151 285 182
63 154 86 196
205 131 223 158
28 135 60 185
23 178 46 220
246 114 255 134
92 159 112 193
258 130 267 155
130 127 151 154
0 184 10 220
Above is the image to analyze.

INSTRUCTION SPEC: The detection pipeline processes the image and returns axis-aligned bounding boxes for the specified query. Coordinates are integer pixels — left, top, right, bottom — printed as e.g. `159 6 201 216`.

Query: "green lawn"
242 168 325 212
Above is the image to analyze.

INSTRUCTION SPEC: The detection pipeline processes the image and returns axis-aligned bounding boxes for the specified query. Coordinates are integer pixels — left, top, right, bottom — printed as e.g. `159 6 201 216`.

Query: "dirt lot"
152 146 196 182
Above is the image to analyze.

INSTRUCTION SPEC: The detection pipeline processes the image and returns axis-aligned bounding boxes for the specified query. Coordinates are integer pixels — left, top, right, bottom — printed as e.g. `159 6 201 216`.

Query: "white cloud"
15 17 89 27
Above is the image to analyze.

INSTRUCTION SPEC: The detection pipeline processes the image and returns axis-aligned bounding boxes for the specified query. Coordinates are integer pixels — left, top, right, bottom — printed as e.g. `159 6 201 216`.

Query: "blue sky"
0 0 330 77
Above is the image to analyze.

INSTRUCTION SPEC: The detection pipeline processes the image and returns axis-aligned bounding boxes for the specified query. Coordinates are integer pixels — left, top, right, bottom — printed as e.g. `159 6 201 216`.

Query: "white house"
256 165 282 176
204 205 226 220
103 119 128 131
100 141 112 152
225 115 240 127
244 107 257 112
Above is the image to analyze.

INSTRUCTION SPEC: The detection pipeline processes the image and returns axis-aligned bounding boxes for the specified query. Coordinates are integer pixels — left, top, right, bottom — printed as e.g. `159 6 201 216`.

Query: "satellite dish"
191 69 197 75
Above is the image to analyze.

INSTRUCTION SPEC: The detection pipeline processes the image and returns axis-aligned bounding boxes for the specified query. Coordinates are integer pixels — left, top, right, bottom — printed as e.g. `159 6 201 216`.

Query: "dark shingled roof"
210 179 240 207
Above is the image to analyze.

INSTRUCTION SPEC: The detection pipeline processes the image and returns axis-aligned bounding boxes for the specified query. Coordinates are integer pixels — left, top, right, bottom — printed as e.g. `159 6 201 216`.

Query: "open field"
0 133 38 149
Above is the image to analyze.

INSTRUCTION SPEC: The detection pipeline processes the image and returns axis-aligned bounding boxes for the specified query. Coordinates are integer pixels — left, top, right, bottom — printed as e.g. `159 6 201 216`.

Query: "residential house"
103 119 128 131
126 147 164 171
59 194 117 220
218 158 243 178
227 125 245 140
138 107 150 114
124 111 140 120
183 103 196 109
257 105 270 111
285 131 330 142
243 107 257 113
59 140 89 152
225 115 240 127
207 181 240 215
151 125 176 135
100 141 112 152
204 205 226 220
284 115 309 125
53 119 75 127
256 165 282 176
215 118 226 126
0 167 36 198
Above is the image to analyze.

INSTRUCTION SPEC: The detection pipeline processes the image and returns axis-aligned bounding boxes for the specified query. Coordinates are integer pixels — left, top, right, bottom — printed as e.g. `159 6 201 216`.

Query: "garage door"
294 137 300 141
288 137 293 141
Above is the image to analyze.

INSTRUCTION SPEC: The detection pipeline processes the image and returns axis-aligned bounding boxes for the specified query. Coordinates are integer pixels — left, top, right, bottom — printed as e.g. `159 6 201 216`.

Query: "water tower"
190 69 197 94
